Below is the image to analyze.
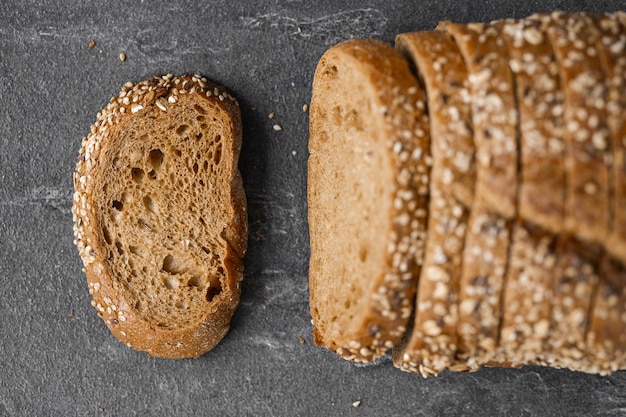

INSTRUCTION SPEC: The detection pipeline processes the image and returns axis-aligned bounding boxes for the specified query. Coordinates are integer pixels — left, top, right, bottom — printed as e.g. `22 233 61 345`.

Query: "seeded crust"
308 39 431 362
392 31 474 377
543 12 612 245
491 18 564 366
585 257 626 374
541 238 601 371
437 21 518 368
503 17 566 233
439 21 519 219
593 12 626 265
72 74 247 358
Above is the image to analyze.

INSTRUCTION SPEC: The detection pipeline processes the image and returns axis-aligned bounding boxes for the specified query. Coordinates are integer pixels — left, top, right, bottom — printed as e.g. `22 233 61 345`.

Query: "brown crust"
502 17 565 233
439 21 518 368
392 31 473 377
543 12 612 245
593 12 626 265
308 39 431 362
72 74 247 358
541 237 601 370
440 21 519 219
496 221 556 366
586 256 626 374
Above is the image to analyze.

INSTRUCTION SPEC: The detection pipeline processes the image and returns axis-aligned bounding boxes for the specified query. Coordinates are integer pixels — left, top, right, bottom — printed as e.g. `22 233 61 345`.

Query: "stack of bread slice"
308 11 626 376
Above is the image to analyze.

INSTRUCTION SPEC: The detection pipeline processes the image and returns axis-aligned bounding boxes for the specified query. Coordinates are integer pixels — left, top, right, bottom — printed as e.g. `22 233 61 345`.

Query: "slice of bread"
494 18 564 365
504 17 566 233
72 74 247 358
439 21 519 220
544 12 612 245
593 12 626 265
308 39 431 362
393 30 474 377
542 237 601 370
440 21 519 368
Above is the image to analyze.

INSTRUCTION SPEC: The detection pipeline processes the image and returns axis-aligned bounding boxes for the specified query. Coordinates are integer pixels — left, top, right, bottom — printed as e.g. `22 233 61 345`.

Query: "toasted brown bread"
72 74 247 358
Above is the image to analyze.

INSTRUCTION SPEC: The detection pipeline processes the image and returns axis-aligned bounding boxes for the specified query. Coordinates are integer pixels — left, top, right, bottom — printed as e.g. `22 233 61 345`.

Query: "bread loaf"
72 74 247 358
308 11 626 376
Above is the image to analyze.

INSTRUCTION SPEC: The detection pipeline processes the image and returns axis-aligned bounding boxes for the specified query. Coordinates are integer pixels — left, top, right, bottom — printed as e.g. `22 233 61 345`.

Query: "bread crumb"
298 336 305 344
88 40 96 49
352 400 361 408
273 124 282 131
98 407 104 413
303 104 309 112
67 312 74 318
292 151 297 156
268 112 275 119
119 53 126 62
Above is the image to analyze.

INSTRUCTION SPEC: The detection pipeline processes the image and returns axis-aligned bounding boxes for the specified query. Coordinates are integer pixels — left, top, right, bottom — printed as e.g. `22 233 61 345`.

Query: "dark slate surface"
2 1 626 415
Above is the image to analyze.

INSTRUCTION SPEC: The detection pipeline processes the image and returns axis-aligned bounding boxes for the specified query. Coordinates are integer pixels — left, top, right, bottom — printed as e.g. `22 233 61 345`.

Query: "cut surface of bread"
393 30 474 377
308 39 431 362
72 74 247 358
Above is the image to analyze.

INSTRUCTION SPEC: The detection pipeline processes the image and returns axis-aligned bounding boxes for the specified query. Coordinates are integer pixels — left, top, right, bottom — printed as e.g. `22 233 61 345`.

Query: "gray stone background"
2 1 626 415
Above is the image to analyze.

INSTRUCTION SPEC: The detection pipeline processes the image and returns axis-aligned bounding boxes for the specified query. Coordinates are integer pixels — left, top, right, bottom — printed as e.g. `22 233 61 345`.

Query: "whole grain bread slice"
593 12 626 265
543 12 612 245
439 21 519 368
308 39 431 362
493 17 565 366
72 74 247 358
393 30 474 377
439 21 519 219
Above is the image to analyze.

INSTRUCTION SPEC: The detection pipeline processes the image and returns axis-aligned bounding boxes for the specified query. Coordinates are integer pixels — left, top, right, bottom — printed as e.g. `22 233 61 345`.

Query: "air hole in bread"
129 245 143 257
147 169 157 180
194 104 207 115
324 65 338 78
195 132 203 140
162 254 186 275
112 200 124 211
131 167 145 183
173 148 182 157
214 134 222 143
176 124 191 136
148 149 164 170
214 143 222 164
206 282 222 302
142 195 156 213
175 300 188 309
187 273 205 288
196 115 206 122
193 162 199 174
102 226 112 245
115 241 124 255
163 276 179 290
359 245 368 263
199 179 205 186
200 123 208 130
203 160 209 171
201 246 211 255
331 105 342 125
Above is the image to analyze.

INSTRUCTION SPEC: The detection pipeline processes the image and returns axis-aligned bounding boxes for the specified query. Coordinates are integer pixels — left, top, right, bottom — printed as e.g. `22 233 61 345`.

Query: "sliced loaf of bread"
72 74 247 358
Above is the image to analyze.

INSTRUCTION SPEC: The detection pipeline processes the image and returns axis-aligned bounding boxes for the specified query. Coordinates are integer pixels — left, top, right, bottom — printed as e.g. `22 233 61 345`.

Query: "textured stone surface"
1 1 626 415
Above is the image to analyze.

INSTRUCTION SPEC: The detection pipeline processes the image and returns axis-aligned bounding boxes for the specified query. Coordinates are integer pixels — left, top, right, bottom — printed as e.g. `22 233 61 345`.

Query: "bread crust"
72 75 247 358
440 21 519 219
543 12 612 244
393 31 474 377
308 39 431 362
439 21 518 368
593 12 626 264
